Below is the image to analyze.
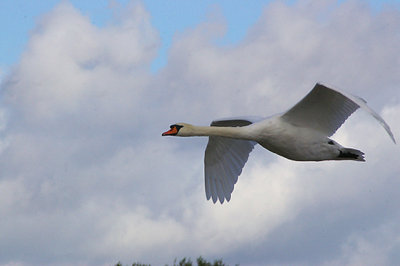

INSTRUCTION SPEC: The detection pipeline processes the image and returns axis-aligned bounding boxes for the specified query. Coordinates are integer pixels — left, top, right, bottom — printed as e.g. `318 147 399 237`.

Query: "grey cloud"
0 1 399 265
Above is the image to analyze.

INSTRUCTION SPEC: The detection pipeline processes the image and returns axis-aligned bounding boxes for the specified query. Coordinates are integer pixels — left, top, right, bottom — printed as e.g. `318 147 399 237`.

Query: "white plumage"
162 83 396 204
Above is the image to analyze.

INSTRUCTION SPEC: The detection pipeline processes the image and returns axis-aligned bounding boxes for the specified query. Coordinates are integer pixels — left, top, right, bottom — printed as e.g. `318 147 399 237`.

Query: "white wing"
281 83 396 143
204 117 260 204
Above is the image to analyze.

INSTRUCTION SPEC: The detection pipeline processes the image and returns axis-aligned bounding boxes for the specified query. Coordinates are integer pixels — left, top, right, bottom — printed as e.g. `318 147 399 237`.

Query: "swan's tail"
337 147 365 161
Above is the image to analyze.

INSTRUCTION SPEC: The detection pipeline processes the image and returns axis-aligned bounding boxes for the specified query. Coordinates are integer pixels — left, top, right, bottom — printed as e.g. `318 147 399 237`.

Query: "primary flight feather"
162 83 396 204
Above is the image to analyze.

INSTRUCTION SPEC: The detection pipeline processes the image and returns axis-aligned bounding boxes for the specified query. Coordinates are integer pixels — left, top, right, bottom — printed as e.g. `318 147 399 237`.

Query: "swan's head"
162 123 193 136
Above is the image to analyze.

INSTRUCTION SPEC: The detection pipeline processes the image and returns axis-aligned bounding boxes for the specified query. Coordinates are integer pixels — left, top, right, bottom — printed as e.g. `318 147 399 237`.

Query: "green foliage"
115 262 151 266
172 257 192 266
116 256 235 266
197 256 226 266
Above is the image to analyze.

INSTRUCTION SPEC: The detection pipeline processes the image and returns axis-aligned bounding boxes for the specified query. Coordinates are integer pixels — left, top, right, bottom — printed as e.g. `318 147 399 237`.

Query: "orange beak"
162 126 178 136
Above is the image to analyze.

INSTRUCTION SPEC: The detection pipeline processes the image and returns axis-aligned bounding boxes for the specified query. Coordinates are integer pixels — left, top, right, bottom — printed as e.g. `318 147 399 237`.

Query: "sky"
0 0 400 265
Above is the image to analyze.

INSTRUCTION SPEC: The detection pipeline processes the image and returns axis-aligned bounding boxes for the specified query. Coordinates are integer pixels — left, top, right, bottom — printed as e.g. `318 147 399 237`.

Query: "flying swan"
162 83 396 203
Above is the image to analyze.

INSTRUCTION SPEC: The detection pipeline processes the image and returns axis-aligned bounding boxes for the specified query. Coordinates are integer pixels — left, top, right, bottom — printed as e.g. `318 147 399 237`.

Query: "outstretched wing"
204 117 260 204
281 83 395 143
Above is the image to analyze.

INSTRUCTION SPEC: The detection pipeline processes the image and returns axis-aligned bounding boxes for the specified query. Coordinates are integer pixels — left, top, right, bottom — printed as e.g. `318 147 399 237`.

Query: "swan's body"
162 83 396 203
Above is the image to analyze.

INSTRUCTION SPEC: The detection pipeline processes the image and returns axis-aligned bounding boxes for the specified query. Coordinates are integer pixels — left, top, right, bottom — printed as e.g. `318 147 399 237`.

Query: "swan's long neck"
183 125 254 140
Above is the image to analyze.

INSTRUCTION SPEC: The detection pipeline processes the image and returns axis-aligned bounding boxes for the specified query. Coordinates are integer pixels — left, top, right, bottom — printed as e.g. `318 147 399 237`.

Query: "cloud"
0 0 399 265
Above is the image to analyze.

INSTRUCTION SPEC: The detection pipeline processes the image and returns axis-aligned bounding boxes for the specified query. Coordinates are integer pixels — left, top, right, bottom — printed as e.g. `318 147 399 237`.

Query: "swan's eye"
171 124 183 130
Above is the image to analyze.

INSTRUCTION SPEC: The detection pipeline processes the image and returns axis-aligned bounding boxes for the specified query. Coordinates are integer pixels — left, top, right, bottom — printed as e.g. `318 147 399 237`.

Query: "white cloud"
0 0 399 265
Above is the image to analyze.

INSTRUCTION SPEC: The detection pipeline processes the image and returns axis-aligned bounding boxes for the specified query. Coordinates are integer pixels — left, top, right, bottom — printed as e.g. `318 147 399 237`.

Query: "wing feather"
210 175 218 203
281 83 395 143
204 170 211 200
204 117 260 203
215 177 225 204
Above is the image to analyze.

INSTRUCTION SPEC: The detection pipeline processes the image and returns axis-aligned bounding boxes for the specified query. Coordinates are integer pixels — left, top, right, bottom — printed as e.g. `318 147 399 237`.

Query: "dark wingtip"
338 148 365 161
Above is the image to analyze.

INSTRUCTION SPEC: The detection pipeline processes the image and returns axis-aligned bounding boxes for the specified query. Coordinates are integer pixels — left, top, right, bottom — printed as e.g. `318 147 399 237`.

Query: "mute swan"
162 83 396 204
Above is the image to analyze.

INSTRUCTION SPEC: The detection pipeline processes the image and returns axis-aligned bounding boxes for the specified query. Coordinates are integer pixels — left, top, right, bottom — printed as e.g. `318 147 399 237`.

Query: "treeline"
116 256 237 266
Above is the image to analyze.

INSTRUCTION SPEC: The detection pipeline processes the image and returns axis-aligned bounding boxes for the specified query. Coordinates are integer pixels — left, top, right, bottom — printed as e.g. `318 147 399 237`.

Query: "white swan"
162 83 396 204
